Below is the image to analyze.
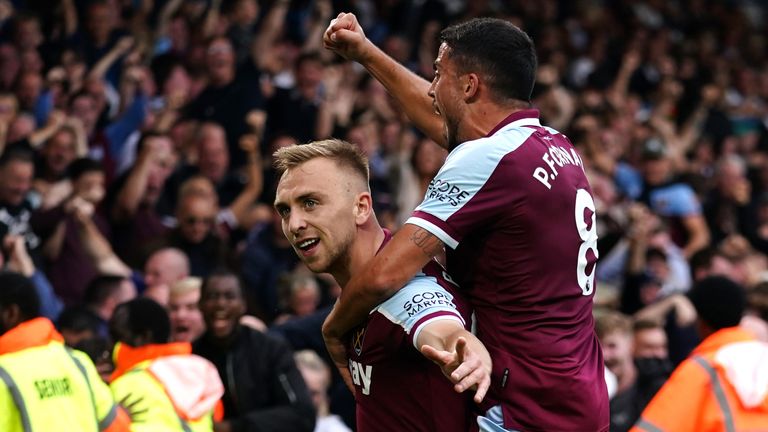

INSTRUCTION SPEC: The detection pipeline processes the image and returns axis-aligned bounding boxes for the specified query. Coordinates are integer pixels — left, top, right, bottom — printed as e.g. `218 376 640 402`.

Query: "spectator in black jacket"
193 269 315 432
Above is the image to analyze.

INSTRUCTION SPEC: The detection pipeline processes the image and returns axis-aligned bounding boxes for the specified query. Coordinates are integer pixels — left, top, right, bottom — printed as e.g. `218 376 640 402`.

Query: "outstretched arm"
418 320 491 403
322 224 443 374
323 12 445 147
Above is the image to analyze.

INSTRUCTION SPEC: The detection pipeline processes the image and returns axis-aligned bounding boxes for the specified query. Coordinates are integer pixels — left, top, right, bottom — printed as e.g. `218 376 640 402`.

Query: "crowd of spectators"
0 0 768 430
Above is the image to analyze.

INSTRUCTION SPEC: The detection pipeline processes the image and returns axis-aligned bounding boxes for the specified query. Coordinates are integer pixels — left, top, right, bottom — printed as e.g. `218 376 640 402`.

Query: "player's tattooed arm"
409 227 444 258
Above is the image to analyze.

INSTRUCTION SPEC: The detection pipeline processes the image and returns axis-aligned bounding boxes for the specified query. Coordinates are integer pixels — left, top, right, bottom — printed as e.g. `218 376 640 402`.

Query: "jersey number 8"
575 188 598 296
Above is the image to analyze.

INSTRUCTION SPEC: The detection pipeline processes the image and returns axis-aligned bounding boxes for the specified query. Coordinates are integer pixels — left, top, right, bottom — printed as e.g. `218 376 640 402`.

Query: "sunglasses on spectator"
183 216 214 226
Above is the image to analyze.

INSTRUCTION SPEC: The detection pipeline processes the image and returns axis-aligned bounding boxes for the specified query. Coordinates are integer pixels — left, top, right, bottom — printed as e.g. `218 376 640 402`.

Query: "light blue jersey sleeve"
374 273 465 349
407 127 535 249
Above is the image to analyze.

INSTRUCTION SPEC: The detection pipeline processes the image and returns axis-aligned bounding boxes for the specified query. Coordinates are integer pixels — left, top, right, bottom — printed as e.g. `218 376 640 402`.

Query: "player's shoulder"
445 126 537 170
374 272 461 329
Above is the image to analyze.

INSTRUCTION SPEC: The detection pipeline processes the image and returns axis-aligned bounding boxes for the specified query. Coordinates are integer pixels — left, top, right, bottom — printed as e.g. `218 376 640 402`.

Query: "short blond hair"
294 349 331 388
170 277 202 299
273 139 369 185
594 311 633 340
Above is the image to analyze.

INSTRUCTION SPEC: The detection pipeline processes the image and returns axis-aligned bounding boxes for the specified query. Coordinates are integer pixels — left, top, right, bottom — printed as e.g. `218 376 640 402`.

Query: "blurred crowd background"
0 0 767 430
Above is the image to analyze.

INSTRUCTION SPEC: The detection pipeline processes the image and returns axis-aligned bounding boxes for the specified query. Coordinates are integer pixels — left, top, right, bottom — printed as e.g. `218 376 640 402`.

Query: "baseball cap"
642 137 668 160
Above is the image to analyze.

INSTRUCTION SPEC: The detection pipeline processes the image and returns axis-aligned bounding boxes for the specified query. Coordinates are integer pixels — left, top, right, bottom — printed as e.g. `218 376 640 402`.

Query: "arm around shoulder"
323 223 443 339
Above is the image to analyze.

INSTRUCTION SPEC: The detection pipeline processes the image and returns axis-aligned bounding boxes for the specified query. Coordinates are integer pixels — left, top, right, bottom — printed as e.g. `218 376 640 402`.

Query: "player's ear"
462 73 479 101
354 192 373 225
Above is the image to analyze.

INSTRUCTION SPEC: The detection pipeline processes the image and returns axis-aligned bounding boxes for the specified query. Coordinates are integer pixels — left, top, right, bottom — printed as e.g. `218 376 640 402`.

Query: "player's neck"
332 221 386 287
461 101 529 141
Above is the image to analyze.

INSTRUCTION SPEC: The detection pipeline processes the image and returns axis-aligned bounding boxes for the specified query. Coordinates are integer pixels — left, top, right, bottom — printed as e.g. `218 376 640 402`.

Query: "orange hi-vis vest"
632 327 768 432
0 317 130 432
110 342 224 432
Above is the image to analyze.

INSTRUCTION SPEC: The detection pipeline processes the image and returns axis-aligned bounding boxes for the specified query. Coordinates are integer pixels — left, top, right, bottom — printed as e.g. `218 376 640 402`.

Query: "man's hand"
322 330 355 393
323 12 371 63
421 337 491 404
4 235 35 277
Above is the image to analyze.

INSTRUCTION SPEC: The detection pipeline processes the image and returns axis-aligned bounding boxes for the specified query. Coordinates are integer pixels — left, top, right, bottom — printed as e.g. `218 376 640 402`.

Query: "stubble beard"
445 114 461 151
311 231 356 279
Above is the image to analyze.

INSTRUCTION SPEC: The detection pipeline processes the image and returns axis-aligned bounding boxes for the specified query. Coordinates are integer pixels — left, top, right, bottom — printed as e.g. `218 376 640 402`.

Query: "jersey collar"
485 109 541 137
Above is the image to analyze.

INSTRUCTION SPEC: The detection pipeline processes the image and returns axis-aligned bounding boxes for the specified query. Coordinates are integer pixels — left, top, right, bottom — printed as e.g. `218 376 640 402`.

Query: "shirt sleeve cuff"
410 312 465 350
405 216 459 249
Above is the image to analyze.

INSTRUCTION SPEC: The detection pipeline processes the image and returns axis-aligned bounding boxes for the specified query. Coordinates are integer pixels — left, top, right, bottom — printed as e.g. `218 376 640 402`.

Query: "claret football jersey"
346 234 474 432
407 109 609 431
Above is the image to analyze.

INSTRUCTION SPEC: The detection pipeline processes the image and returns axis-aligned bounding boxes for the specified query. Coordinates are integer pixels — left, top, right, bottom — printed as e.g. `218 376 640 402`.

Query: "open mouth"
174 324 190 338
296 238 319 254
210 311 231 334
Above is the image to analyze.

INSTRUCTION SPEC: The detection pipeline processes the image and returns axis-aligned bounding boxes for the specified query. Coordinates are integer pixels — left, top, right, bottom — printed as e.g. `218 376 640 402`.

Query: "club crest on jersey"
352 327 366 356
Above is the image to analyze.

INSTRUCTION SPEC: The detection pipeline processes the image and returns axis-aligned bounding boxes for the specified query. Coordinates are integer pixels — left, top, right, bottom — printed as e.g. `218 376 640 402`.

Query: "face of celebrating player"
429 43 464 151
275 158 361 275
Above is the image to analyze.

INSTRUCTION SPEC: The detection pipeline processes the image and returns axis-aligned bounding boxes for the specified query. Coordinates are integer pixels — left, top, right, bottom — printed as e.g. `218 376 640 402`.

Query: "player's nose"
287 211 308 236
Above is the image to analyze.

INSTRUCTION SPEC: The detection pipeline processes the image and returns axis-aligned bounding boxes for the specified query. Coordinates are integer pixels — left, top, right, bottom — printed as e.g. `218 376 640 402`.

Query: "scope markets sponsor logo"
403 291 454 317
425 179 470 207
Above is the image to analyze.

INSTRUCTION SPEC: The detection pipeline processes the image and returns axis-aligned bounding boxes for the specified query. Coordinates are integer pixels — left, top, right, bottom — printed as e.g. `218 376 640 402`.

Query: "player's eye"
304 199 317 209
276 206 290 218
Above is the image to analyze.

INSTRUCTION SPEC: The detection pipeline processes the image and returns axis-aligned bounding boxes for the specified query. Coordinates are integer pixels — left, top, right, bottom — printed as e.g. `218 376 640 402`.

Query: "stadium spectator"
633 319 670 360
634 276 768 431
109 298 223 431
273 273 322 325
294 350 351 432
159 193 232 278
615 137 711 258
392 135 447 225
703 155 753 245
169 131 266 239
168 276 205 343
0 146 39 254
0 233 62 320
83 275 136 333
178 122 241 205
32 123 85 200
31 157 108 304
265 52 325 143
142 247 189 306
108 132 175 268
56 306 103 347
0 271 130 432
193 270 316 432
185 36 264 164
596 312 670 432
